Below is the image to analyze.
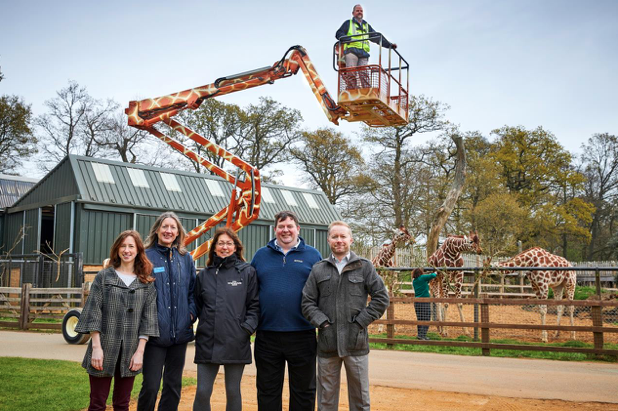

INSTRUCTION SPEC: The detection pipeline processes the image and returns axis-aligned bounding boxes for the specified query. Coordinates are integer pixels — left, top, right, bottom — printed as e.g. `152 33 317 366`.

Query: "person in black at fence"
412 268 437 340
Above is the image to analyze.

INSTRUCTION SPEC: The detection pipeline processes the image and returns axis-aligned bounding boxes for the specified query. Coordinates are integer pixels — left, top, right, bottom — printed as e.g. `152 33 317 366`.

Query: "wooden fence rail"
0 284 88 330
372 296 618 357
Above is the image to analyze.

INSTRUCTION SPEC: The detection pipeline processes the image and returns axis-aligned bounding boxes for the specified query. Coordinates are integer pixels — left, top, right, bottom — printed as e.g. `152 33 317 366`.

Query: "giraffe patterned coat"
75 267 159 377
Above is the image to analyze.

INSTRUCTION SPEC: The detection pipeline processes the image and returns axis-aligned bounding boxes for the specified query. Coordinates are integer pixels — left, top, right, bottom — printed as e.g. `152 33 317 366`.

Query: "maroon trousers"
88 360 136 411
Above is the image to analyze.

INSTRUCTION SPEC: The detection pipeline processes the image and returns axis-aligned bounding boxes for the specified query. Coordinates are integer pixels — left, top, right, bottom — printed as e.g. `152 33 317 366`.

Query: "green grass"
0 357 196 411
369 333 618 362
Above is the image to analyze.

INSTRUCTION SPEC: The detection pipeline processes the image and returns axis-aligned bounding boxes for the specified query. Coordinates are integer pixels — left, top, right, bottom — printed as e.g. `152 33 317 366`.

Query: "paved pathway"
2 330 617 403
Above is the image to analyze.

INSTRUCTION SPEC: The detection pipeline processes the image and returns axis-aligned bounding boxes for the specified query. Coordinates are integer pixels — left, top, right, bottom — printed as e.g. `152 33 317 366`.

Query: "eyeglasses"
216 241 235 247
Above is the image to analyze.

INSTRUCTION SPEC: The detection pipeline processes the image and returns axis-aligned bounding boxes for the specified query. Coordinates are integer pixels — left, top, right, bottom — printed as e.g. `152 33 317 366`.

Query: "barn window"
160 173 182 192
91 163 115 184
280 190 298 207
302 193 319 209
205 179 225 197
127 168 149 188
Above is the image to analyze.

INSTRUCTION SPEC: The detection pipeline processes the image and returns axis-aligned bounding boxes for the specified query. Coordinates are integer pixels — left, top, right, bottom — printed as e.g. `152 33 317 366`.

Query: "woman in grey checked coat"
76 230 159 411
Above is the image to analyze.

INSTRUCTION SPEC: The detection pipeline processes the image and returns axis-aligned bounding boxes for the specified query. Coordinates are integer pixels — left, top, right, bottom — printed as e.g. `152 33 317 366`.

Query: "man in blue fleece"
251 210 322 411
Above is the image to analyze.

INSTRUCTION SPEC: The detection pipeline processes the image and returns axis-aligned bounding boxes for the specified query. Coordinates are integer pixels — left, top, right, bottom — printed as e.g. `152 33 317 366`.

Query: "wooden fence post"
19 283 31 330
81 282 89 307
386 302 395 349
592 268 604 358
481 301 490 356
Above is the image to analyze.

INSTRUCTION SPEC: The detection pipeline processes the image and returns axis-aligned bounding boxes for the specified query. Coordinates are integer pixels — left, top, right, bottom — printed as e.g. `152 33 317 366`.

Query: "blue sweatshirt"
251 237 322 331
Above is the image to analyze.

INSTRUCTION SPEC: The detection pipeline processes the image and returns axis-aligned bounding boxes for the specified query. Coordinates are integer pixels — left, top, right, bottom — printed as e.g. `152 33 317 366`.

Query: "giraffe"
428 232 483 337
372 225 414 334
495 247 576 343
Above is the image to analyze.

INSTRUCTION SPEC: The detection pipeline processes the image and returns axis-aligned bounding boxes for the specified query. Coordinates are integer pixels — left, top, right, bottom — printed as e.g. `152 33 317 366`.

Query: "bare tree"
426 134 467 257
233 97 303 176
35 81 116 170
361 95 449 227
290 128 366 205
580 133 618 259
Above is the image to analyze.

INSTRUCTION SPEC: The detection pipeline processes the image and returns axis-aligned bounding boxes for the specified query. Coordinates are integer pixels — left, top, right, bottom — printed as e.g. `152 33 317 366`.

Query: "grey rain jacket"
302 251 389 358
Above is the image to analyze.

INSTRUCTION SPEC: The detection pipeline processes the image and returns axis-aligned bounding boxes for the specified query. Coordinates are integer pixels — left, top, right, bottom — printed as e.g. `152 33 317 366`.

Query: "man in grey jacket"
302 221 389 411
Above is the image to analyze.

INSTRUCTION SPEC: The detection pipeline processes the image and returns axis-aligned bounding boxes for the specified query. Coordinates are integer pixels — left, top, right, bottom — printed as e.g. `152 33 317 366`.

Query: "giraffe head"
392 225 414 247
465 231 483 255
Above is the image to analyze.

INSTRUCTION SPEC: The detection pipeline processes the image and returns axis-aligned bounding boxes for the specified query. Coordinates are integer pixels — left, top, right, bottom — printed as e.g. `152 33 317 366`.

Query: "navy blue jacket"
146 244 197 347
251 237 321 331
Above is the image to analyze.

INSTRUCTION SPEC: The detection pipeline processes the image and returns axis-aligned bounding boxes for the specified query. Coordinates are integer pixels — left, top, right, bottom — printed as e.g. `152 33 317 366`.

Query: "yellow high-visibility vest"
344 18 370 53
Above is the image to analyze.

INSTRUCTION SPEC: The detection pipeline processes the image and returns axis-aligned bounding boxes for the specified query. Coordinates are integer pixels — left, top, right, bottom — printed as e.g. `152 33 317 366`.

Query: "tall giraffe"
428 232 483 336
372 225 414 333
372 225 413 269
495 247 576 343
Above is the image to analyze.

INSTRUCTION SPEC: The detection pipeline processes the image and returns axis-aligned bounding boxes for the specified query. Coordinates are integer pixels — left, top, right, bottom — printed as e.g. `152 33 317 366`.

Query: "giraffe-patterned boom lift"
126 45 409 259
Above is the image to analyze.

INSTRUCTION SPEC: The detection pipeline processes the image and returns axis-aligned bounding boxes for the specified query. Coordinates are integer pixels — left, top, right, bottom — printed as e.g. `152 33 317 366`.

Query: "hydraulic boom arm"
126 46 346 260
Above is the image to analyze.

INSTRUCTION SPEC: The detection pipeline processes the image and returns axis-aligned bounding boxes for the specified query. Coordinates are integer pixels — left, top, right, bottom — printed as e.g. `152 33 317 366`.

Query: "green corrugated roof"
11 155 340 226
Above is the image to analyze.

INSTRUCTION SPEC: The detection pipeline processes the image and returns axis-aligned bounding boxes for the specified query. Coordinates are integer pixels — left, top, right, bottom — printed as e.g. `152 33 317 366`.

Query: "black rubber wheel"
62 309 90 344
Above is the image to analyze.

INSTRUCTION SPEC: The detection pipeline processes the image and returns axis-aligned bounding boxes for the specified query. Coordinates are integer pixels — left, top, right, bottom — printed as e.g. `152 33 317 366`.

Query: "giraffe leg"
441 278 450 337
566 277 576 340
452 272 469 336
540 303 548 343
457 303 469 336
553 286 565 339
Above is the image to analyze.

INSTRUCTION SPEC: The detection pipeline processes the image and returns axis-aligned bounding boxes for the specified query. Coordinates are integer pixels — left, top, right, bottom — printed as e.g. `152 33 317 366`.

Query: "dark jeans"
414 302 431 338
88 360 135 411
137 342 188 411
254 329 317 411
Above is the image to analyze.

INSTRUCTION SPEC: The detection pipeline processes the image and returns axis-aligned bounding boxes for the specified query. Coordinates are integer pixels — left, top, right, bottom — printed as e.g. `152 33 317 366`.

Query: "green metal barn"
2 155 340 276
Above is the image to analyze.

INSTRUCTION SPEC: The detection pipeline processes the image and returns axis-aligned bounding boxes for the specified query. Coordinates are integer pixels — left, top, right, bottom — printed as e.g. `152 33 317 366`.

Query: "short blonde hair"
327 221 352 236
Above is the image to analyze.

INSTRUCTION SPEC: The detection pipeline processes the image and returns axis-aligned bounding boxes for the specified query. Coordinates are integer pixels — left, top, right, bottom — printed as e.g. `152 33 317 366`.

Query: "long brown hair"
412 267 425 280
206 228 245 266
109 230 154 284
144 211 188 255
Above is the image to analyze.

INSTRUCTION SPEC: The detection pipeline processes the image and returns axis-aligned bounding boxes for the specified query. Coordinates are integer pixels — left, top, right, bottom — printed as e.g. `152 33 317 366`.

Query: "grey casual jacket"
301 251 389 358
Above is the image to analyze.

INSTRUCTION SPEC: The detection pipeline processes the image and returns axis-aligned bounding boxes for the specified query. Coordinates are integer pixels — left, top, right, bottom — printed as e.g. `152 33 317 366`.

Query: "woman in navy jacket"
137 212 197 411
193 228 259 411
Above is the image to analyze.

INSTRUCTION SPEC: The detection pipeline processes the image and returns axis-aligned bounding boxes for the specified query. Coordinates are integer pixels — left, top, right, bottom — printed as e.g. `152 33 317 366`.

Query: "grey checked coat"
76 267 159 377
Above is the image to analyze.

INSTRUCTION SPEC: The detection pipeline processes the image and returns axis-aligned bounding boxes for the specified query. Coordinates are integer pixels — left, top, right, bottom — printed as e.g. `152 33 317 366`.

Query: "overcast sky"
2 0 617 181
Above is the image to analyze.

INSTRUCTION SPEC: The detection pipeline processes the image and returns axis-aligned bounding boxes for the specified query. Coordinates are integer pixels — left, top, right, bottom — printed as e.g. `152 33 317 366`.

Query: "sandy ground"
128 373 618 411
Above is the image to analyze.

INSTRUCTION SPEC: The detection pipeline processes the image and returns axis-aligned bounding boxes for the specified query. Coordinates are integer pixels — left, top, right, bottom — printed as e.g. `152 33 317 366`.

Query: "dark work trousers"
254 329 317 411
414 301 431 339
88 359 135 411
137 342 188 411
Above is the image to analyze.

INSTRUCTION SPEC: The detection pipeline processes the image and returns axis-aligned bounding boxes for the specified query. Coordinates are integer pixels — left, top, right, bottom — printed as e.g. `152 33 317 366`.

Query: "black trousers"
414 302 431 338
254 329 317 411
137 342 188 411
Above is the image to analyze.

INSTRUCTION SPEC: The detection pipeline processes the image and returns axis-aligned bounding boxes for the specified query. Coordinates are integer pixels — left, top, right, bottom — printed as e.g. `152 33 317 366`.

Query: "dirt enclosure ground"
126 373 617 411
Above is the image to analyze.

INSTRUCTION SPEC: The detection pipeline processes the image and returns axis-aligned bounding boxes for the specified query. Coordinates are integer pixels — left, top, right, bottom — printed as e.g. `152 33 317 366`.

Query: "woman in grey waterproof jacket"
193 228 259 411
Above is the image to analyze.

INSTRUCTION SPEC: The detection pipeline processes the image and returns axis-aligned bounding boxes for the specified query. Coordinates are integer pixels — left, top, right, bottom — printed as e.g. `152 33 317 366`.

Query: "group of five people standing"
76 209 390 411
